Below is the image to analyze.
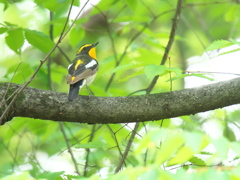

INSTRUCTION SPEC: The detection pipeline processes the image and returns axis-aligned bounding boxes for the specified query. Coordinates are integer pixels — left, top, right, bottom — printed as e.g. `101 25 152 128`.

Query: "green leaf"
24 29 55 53
99 55 115 65
57 0 68 3
167 67 183 77
144 64 166 79
230 142 240 156
225 5 240 22
217 48 240 57
5 28 24 54
118 69 144 82
223 124 236 142
75 141 110 150
69 27 85 47
189 156 206 166
230 38 240 46
126 0 138 11
139 169 158 180
206 40 234 51
165 67 183 82
166 74 188 82
36 171 64 180
0 0 8 11
156 133 184 165
4 21 18 27
8 62 34 84
179 73 214 82
211 137 229 159
0 172 30 180
105 62 148 75
0 27 8 34
91 0 119 13
167 146 194 166
34 0 70 12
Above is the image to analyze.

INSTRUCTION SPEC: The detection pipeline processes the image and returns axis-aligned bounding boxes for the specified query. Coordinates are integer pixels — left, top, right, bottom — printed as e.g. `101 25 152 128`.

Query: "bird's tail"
68 80 85 101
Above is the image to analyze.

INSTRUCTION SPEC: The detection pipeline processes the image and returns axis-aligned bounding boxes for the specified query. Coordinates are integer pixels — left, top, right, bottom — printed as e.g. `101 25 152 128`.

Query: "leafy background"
1 0 240 179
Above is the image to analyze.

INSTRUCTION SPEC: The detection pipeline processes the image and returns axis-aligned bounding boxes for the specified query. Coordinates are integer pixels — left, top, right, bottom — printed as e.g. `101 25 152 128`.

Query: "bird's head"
76 42 99 59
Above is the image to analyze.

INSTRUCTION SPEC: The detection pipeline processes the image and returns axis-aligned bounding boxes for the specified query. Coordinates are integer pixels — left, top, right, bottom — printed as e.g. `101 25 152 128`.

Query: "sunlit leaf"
126 0 138 11
217 48 240 57
0 0 8 10
182 73 215 81
230 142 240 156
144 64 167 79
69 27 85 47
5 28 24 54
139 169 158 180
167 67 183 76
167 146 194 166
118 69 144 82
166 74 188 82
24 29 55 53
75 141 110 150
156 132 184 165
189 156 206 166
223 124 236 142
230 38 240 46
206 40 234 51
225 5 240 22
36 171 64 180
105 62 148 75
0 27 8 34
211 137 229 159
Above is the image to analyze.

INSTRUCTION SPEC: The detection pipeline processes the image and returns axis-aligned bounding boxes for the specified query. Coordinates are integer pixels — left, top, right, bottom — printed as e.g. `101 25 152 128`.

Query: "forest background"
1 0 240 179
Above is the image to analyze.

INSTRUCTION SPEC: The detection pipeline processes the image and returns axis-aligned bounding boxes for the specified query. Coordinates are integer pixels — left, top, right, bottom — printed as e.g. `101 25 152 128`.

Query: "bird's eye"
83 47 87 51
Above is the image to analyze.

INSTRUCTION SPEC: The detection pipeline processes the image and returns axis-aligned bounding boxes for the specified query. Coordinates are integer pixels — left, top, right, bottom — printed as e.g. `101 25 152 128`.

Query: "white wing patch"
68 63 73 70
79 79 86 89
85 60 97 69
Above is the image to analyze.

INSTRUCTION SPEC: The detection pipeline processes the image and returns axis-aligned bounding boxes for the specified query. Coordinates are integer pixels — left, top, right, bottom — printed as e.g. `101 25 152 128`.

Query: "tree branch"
146 0 182 93
1 77 240 124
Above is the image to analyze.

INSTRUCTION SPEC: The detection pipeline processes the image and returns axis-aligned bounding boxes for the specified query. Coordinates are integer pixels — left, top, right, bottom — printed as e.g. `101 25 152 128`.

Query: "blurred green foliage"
1 0 240 179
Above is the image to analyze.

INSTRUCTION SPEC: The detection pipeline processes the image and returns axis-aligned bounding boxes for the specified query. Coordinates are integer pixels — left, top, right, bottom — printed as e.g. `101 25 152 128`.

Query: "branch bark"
1 77 240 124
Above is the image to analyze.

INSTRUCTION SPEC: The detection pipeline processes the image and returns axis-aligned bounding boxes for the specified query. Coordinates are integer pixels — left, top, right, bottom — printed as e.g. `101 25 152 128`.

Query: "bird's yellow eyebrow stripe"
74 60 83 70
77 44 92 54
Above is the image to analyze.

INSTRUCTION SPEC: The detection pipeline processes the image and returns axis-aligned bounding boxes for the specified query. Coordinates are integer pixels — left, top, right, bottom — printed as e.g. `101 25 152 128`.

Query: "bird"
66 42 99 101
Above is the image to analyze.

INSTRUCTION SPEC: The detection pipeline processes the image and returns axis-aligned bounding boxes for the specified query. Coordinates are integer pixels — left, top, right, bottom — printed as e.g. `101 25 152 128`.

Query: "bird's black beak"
92 42 99 47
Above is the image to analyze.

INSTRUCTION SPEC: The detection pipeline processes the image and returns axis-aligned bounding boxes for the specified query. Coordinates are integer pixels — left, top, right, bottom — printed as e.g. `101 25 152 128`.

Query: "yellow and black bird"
66 42 99 101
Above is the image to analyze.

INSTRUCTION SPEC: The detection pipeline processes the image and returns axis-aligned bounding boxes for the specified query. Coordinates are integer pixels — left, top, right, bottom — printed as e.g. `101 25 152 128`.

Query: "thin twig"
61 0 91 40
83 124 96 176
115 123 139 173
168 57 172 91
142 122 148 166
0 62 22 110
48 11 54 91
181 14 207 50
57 46 72 63
127 89 147 96
59 122 80 175
107 125 126 167
93 5 118 64
146 0 182 94
58 125 104 154
184 70 240 76
190 6 213 41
